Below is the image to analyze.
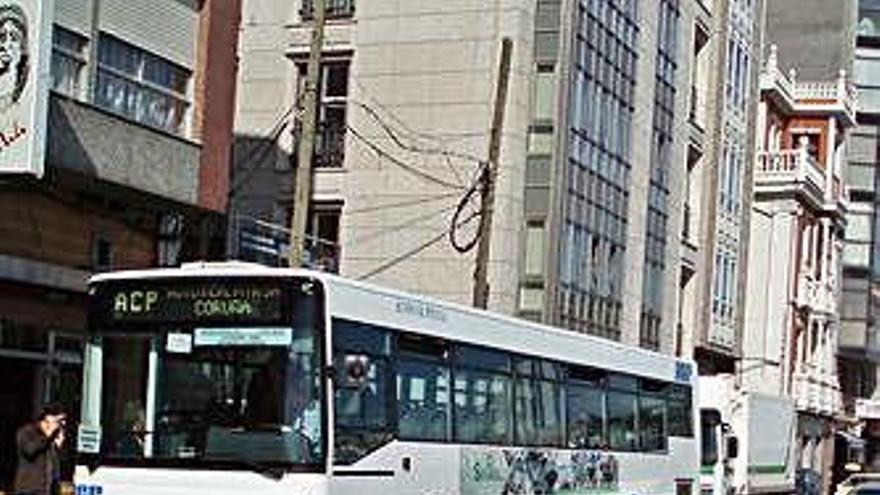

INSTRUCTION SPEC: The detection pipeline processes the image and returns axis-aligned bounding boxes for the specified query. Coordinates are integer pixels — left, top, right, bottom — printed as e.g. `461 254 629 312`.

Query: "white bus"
73 262 699 495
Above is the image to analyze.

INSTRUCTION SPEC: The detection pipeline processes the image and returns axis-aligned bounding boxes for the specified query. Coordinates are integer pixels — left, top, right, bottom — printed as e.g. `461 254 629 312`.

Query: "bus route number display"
98 282 284 323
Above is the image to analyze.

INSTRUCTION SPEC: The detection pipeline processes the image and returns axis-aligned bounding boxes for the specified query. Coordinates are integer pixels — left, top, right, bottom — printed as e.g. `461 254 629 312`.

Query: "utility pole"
289 0 327 267
473 38 512 309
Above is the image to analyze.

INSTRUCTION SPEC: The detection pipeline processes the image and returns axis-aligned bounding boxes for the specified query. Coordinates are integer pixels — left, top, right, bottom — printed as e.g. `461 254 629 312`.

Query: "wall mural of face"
0 3 27 109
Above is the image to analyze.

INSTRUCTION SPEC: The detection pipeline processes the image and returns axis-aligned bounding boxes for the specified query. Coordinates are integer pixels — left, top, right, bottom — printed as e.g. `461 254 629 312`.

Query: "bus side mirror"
727 436 739 460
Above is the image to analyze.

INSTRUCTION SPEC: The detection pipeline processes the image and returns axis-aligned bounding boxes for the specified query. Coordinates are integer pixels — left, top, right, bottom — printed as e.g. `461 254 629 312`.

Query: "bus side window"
566 382 605 449
667 385 693 437
397 333 451 442
453 345 512 445
514 358 564 447
332 319 393 465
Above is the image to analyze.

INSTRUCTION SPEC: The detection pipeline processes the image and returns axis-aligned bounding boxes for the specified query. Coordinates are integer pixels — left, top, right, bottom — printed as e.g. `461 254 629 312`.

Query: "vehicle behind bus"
698 375 796 495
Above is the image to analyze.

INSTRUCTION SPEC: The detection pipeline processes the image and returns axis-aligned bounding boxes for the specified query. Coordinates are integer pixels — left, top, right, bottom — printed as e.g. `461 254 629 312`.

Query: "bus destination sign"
95 281 284 324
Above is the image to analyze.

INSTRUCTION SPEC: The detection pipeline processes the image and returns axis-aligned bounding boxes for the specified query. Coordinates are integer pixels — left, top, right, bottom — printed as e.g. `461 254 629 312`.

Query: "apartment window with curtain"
94 34 190 135
50 26 87 98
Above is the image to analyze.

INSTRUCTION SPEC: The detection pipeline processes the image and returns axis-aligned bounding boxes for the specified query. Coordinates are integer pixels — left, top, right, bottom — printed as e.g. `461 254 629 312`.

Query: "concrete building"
0 0 240 489
743 47 855 494
232 0 744 354
674 0 764 381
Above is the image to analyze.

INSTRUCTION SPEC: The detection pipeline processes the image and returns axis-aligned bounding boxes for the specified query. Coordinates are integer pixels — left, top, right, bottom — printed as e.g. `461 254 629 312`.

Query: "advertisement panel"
0 0 52 177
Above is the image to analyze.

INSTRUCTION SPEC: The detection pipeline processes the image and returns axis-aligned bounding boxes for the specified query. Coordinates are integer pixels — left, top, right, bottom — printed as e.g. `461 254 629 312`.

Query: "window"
296 61 349 168
639 379 669 451
453 345 511 444
328 322 694 455
567 380 605 449
51 26 87 98
667 385 693 437
333 320 393 464
397 360 450 441
301 0 355 20
514 358 563 446
92 236 113 271
607 390 638 451
307 204 341 272
95 34 190 134
397 334 450 441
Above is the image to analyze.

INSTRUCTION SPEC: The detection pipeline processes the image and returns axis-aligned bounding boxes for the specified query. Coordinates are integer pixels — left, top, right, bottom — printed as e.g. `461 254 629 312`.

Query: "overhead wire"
346 124 466 190
343 191 460 215
357 209 481 281
348 202 458 246
350 99 486 164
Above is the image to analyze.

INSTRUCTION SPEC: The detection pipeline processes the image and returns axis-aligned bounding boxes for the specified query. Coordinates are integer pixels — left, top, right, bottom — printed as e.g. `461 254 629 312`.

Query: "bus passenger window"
567 383 605 449
453 369 511 444
639 395 667 451
396 359 450 441
668 385 693 437
515 377 563 447
607 391 638 451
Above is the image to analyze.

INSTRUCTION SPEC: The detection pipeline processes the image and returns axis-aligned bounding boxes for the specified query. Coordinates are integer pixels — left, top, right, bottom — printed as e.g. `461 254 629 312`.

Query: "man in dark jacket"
14 403 66 495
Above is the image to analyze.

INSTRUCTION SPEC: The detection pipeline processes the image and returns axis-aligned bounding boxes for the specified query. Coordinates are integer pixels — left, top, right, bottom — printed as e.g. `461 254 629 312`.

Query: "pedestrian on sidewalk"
13 403 66 495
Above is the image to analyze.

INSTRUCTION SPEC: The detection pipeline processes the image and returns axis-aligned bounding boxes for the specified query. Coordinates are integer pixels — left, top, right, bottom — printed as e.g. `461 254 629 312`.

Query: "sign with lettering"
0 0 52 177
91 280 287 325
194 327 292 347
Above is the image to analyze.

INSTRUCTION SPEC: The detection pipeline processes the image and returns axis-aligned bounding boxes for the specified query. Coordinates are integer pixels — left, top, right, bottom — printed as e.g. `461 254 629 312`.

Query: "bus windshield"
78 277 325 470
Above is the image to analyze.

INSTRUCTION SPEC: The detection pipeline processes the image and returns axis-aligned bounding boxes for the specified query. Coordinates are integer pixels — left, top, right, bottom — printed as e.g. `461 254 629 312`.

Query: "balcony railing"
301 0 355 19
761 45 857 123
794 81 857 119
315 124 346 168
755 148 826 197
796 274 835 314
793 371 841 416
231 215 340 272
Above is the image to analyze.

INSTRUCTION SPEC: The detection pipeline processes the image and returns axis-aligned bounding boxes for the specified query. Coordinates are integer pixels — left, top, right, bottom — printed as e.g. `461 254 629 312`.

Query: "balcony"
760 45 857 125
754 148 827 209
796 274 835 314
46 94 200 206
300 0 355 20
230 215 340 272
793 370 841 417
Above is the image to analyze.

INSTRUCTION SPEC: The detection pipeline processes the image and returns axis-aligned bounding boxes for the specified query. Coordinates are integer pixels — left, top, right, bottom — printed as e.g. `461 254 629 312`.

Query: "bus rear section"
75 272 331 495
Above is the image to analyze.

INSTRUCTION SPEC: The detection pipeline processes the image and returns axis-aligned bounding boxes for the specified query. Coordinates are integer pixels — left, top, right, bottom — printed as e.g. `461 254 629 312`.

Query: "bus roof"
90 262 694 386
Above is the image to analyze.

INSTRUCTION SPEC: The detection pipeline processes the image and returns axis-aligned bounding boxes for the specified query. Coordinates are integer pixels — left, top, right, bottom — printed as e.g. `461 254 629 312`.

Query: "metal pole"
289 0 327 267
473 38 512 309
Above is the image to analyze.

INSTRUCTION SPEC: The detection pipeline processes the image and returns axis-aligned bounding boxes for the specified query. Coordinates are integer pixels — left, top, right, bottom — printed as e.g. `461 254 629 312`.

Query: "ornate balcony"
796 274 835 315
755 148 827 208
793 370 841 417
760 45 857 125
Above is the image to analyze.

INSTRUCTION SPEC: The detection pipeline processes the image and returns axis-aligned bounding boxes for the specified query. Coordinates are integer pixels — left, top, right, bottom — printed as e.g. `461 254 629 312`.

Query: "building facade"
743 47 855 493
232 0 731 352
0 0 240 489
675 0 764 382
767 0 880 475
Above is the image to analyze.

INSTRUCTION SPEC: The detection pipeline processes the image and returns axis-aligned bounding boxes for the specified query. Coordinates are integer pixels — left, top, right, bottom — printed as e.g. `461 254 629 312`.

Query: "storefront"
0 280 85 491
